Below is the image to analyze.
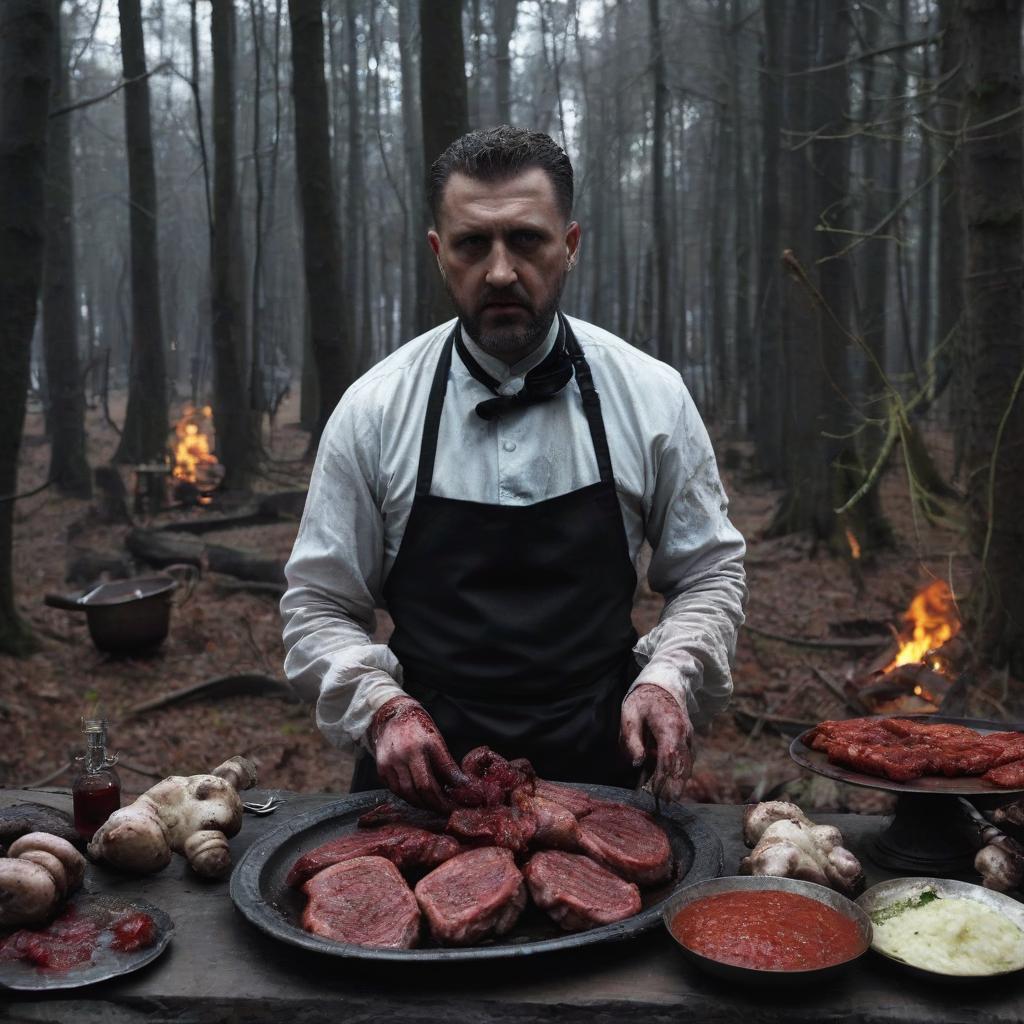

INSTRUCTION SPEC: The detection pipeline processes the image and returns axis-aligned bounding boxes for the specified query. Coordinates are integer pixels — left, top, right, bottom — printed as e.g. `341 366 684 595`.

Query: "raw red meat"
286 825 461 888
414 847 526 946
578 802 672 886
0 906 101 971
301 856 420 948
985 759 1024 788
109 912 157 953
524 850 641 931
445 806 537 854
357 802 448 832
513 789 581 849
460 747 534 805
532 780 595 818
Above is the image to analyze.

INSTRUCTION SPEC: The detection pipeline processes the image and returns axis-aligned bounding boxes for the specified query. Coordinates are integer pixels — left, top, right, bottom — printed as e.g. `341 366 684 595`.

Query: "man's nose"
485 244 517 288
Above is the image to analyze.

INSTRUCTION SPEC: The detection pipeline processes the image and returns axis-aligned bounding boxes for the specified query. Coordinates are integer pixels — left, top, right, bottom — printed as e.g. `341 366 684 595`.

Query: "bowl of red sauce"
663 875 872 985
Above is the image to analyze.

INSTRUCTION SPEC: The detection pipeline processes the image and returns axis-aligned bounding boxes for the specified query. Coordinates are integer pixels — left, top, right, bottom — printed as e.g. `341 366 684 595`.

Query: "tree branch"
49 60 172 118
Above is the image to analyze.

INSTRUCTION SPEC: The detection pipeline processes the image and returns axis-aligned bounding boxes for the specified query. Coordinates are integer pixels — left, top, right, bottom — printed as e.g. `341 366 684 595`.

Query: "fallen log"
121 673 300 720
126 527 204 569
206 544 286 586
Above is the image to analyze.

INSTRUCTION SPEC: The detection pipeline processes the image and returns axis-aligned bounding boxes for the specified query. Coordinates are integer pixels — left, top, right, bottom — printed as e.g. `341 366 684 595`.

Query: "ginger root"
0 832 86 928
739 801 864 897
88 755 257 879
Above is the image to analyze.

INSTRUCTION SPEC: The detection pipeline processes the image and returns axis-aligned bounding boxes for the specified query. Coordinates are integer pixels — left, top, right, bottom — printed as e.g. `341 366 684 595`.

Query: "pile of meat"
808 718 1024 786
289 747 673 949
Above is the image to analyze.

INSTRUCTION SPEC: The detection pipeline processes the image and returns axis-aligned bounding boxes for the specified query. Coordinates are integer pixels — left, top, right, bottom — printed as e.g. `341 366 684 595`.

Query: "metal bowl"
662 875 872 986
857 876 1024 980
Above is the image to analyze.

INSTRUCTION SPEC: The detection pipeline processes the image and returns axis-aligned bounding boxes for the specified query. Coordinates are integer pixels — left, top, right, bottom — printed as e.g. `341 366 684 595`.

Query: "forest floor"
2 387 1018 814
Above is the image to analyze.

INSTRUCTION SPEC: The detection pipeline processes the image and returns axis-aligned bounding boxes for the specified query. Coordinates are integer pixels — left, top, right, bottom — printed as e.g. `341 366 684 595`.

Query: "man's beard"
446 274 566 361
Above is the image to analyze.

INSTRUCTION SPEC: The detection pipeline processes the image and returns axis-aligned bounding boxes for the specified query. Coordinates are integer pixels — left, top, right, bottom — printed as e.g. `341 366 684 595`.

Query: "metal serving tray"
229 784 723 962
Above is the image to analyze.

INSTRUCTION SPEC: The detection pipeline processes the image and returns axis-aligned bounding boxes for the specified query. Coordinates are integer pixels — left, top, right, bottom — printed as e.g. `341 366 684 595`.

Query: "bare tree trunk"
397 0 422 342
247 0 266 422
755 0 784 481
113 0 168 466
419 0 468 329
0 0 53 655
42 0 90 497
210 0 259 489
288 0 354 444
648 0 670 364
961 0 1024 674
493 0 518 125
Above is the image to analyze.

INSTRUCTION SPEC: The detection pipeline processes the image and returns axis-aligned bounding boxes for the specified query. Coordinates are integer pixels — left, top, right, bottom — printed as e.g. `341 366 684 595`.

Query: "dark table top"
2 787 1021 1024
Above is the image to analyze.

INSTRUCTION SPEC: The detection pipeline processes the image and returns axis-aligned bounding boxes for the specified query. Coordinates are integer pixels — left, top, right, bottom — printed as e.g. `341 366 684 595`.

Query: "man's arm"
280 395 407 749
624 383 747 793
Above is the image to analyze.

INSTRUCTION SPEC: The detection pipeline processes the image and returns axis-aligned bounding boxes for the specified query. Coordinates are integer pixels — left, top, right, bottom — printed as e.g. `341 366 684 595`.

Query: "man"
281 126 746 811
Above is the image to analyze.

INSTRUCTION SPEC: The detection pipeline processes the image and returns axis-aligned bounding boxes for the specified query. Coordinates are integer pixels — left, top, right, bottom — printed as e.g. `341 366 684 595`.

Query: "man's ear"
428 229 441 256
565 221 581 265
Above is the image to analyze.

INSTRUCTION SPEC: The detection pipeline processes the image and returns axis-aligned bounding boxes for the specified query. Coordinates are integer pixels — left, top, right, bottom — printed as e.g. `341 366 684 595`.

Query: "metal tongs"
243 792 282 816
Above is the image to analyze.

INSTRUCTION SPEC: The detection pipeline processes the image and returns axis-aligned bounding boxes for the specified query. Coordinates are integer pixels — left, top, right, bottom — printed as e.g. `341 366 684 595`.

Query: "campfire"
851 580 963 715
169 404 221 506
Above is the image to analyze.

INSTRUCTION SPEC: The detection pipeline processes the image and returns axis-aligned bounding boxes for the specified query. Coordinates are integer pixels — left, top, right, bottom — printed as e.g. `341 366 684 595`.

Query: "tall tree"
648 0 670 365
493 0 518 125
419 0 469 329
113 0 168 467
961 0 1024 674
42 0 91 497
210 0 259 488
397 0 423 342
288 0 354 444
0 0 54 655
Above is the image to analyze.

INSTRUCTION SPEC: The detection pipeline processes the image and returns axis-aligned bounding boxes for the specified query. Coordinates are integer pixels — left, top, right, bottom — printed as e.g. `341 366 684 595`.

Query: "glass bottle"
72 718 121 841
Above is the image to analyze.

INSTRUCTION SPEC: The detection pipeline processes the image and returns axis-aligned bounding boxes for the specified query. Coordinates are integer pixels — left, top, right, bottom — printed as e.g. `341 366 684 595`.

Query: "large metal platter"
790 715 1024 795
0 892 173 991
230 785 723 962
857 876 1024 979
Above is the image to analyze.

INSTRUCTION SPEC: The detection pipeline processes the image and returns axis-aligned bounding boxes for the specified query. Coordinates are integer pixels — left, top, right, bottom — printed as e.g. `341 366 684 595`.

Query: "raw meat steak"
301 856 420 948
578 802 672 886
513 789 581 849
445 806 537 854
286 825 461 888
357 802 448 832
524 850 641 930
533 780 595 818
414 847 526 946
459 747 534 805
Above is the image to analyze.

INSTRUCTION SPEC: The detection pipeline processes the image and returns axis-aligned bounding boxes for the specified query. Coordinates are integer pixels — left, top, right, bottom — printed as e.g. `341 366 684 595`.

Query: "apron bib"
352 314 640 788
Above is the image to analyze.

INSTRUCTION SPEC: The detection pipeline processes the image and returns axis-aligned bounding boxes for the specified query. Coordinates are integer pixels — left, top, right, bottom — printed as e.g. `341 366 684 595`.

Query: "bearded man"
281 126 746 810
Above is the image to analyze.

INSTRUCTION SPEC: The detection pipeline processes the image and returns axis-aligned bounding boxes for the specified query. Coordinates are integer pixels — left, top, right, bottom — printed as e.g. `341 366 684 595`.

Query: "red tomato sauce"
671 890 863 971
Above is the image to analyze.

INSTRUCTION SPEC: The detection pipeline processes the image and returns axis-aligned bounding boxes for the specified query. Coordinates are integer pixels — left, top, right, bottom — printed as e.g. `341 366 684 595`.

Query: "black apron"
351 314 641 789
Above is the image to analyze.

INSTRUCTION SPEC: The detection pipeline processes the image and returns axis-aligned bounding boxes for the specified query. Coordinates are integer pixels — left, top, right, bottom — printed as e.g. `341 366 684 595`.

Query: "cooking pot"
44 564 197 654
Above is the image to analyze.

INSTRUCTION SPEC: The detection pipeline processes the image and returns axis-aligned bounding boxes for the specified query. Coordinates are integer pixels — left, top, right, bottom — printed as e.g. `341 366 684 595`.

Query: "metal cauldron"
44 564 197 654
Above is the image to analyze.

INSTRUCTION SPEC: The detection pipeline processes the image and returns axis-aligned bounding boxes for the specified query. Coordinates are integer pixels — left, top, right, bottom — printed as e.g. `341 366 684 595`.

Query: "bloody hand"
620 684 694 803
369 696 469 812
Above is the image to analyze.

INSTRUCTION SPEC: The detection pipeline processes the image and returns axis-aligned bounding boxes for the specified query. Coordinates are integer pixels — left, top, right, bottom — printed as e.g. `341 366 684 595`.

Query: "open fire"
885 580 961 674
169 404 220 505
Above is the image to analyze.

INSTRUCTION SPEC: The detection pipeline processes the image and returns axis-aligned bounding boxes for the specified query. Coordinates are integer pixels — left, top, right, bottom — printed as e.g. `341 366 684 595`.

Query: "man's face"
428 168 581 361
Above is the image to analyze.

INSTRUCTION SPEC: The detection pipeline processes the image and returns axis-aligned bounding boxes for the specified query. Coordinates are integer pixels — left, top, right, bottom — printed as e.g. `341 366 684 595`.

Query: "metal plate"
0 892 173 991
230 785 723 962
661 874 872 986
790 715 1024 795
857 876 1024 979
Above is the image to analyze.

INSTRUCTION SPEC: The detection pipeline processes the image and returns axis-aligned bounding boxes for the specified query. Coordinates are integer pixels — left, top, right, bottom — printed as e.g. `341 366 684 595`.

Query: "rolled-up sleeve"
280 393 405 750
631 386 747 729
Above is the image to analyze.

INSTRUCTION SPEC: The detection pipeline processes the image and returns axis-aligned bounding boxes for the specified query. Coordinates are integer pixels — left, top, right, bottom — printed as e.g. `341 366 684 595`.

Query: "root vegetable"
0 833 86 928
87 756 257 879
739 801 864 897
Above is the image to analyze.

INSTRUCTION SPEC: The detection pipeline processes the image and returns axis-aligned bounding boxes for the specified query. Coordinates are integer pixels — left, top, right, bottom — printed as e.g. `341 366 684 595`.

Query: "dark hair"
427 125 574 224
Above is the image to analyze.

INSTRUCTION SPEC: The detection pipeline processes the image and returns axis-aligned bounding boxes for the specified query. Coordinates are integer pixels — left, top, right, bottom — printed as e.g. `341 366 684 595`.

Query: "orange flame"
887 580 960 671
845 528 861 560
170 404 218 492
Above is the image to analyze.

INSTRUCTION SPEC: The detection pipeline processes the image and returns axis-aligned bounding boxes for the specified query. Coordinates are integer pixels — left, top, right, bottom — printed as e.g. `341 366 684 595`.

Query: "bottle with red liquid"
72 718 121 841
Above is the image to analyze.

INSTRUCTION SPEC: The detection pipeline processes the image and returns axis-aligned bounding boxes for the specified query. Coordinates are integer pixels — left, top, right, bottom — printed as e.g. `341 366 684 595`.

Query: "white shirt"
281 314 747 751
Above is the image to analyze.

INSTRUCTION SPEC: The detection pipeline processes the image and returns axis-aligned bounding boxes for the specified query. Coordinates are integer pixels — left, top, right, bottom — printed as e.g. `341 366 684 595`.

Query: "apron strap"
415 323 457 497
416 315 615 496
562 314 615 487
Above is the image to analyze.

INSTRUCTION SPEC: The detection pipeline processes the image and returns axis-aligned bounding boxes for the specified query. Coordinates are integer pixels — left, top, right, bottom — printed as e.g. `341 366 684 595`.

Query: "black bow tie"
455 317 574 421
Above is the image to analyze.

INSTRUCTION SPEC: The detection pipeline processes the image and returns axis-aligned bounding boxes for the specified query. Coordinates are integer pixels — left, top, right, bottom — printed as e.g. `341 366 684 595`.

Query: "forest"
0 0 1022 806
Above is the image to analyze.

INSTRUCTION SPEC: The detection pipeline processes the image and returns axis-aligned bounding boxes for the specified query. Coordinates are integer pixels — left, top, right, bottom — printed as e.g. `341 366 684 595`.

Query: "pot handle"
44 593 85 612
165 563 199 606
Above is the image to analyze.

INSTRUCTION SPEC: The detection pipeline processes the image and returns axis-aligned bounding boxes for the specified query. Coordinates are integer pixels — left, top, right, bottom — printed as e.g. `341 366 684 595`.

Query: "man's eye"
512 231 541 247
457 236 487 251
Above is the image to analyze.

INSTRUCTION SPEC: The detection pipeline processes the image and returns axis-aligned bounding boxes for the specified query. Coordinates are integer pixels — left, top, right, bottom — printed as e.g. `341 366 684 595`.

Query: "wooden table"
2 788 1022 1024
